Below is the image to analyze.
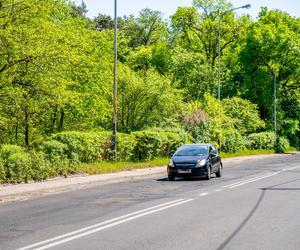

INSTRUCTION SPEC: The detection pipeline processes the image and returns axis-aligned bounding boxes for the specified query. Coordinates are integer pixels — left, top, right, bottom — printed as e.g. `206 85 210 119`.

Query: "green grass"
220 147 298 158
79 148 298 175
220 149 275 158
79 158 169 175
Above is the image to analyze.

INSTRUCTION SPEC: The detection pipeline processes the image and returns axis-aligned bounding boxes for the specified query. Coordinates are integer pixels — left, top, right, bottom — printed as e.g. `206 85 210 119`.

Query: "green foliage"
222 97 265 134
0 0 298 184
29 151 54 181
246 132 276 150
221 129 245 153
275 137 290 153
132 131 184 161
118 67 184 132
51 131 111 163
0 145 31 183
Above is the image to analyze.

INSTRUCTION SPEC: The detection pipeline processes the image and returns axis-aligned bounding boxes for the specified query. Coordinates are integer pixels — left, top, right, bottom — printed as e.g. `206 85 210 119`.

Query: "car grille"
175 163 196 168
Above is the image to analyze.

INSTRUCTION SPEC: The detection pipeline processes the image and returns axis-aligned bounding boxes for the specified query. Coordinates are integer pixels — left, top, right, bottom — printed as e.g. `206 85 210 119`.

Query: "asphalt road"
0 154 300 250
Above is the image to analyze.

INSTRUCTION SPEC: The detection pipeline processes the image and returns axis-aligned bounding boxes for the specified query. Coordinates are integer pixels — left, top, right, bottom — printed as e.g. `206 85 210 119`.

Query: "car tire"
168 175 175 181
205 166 211 180
216 163 222 178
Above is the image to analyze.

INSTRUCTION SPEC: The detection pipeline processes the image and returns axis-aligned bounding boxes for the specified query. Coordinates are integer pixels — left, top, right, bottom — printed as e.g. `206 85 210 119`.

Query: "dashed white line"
199 192 209 196
214 189 222 192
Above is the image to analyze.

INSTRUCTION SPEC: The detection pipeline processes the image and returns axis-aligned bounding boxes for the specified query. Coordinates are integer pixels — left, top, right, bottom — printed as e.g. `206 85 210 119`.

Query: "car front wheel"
205 166 211 180
216 163 222 178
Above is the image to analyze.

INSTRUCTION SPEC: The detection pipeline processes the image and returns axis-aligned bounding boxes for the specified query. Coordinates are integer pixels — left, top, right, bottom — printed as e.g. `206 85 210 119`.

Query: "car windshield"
174 145 208 156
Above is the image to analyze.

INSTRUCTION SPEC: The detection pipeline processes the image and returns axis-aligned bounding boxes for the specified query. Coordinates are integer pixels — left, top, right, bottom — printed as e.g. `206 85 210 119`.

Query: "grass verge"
80 149 298 175
220 149 275 158
79 158 169 175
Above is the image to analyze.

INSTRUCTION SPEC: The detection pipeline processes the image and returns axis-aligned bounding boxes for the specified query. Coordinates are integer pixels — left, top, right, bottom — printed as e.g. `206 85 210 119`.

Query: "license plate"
177 169 192 174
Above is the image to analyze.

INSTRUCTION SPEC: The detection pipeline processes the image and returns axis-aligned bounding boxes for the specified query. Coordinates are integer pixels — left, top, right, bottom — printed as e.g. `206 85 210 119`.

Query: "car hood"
172 155 207 163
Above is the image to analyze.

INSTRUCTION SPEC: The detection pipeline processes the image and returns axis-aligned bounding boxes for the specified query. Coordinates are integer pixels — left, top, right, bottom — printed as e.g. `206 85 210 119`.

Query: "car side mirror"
211 150 218 157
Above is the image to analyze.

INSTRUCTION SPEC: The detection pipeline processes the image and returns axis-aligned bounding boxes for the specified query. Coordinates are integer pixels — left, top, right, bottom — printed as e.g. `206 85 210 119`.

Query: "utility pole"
274 72 277 142
113 0 117 161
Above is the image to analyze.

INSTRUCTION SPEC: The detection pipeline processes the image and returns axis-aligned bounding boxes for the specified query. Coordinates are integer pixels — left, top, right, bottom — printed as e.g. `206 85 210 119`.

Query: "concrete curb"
0 153 295 203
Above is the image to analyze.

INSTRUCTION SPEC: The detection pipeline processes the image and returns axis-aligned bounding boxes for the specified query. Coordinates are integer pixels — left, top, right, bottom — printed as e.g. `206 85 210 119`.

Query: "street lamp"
113 0 118 160
217 4 251 100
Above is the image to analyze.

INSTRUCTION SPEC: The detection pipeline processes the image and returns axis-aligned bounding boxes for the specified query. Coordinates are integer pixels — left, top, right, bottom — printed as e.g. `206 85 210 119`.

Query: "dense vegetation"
0 0 299 183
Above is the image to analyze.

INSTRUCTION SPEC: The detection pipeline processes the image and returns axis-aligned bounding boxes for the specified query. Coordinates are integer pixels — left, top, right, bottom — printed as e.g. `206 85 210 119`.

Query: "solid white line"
229 173 278 189
286 166 300 171
199 192 209 196
17 199 185 250
30 199 194 250
223 173 276 188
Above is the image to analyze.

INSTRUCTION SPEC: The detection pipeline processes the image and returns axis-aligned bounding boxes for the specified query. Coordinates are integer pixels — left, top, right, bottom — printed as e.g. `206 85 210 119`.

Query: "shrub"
51 131 111 163
30 151 54 181
221 129 245 153
0 160 4 183
0 146 31 183
131 131 184 161
117 133 137 161
246 132 276 150
275 137 290 153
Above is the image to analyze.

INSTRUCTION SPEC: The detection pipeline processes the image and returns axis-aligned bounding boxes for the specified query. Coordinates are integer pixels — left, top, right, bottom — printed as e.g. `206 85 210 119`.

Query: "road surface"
0 153 299 250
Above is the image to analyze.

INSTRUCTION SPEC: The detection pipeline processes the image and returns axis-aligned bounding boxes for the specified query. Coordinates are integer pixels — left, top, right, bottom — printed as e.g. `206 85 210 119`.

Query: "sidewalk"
0 153 290 203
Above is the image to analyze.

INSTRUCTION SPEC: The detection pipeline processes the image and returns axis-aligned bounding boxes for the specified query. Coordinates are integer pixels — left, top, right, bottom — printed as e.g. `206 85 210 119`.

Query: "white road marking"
214 189 222 192
285 166 300 171
199 192 209 196
17 199 194 250
223 173 276 188
228 173 278 189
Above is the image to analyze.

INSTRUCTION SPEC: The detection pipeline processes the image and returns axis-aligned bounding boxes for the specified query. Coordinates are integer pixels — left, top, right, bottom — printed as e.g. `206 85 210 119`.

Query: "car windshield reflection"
174 146 207 156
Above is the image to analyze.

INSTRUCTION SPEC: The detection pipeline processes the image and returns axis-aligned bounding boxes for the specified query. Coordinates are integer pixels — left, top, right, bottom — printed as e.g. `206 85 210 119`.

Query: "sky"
75 0 300 19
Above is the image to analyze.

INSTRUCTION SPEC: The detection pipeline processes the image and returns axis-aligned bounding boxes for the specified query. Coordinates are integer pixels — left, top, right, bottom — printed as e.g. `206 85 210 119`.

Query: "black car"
167 144 222 180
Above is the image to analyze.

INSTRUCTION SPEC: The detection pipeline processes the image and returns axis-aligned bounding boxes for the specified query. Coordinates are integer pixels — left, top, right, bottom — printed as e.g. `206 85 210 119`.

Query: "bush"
30 151 54 181
51 131 112 163
131 131 184 161
0 160 4 182
0 145 31 183
275 137 290 153
117 133 137 161
43 140 76 176
50 131 185 162
246 132 276 150
221 129 245 153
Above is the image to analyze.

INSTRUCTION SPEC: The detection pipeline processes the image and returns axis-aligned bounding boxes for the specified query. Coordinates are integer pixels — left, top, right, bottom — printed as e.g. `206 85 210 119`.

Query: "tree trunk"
15 115 19 144
24 106 29 147
58 108 64 132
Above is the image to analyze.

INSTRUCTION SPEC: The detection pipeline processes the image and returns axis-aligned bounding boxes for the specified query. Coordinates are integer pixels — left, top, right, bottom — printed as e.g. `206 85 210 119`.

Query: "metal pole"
274 72 277 140
217 15 221 101
113 0 117 161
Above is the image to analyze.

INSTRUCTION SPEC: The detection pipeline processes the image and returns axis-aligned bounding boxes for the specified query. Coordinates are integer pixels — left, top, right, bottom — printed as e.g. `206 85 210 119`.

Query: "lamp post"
217 4 251 100
274 71 277 142
113 0 117 161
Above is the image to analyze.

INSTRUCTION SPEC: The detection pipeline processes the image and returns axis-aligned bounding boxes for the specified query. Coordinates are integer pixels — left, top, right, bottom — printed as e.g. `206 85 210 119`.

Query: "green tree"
118 67 184 132
171 0 250 98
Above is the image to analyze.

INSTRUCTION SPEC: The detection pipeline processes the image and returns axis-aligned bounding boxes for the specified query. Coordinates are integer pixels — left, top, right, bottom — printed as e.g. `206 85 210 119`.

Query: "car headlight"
168 160 174 168
197 159 206 167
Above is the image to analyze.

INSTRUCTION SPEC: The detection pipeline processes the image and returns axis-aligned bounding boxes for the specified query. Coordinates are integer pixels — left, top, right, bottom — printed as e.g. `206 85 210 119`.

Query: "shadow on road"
216 178 300 250
156 177 210 182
